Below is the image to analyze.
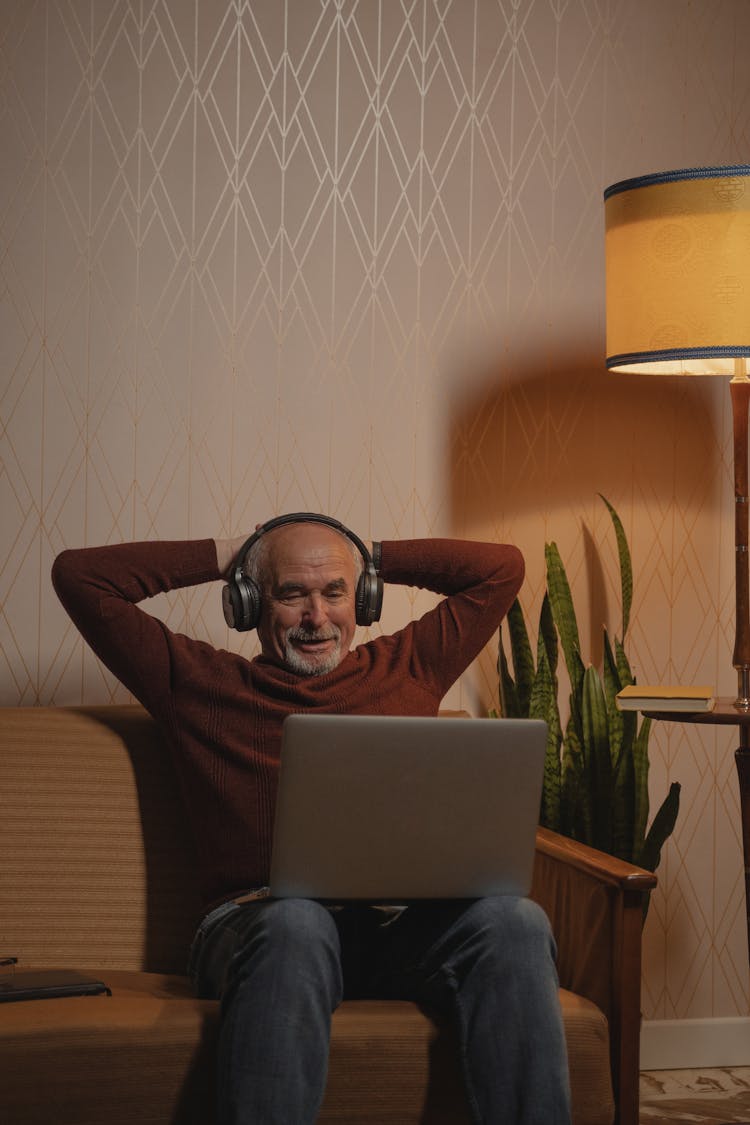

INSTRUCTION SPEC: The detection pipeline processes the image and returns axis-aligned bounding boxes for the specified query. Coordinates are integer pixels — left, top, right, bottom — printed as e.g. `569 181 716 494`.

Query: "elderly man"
52 514 571 1125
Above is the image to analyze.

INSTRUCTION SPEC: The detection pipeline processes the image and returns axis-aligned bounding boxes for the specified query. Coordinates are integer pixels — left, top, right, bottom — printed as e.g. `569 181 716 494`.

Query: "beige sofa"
0 705 655 1124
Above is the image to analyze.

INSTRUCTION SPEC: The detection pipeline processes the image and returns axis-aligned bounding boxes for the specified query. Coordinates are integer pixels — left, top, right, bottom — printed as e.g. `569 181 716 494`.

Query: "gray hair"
243 524 363 589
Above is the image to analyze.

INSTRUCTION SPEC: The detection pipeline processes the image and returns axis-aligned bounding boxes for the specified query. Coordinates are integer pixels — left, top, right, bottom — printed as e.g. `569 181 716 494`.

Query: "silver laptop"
269 714 546 901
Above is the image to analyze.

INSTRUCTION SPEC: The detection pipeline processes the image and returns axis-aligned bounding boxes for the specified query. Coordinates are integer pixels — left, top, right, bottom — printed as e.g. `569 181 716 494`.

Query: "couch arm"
531 826 656 1125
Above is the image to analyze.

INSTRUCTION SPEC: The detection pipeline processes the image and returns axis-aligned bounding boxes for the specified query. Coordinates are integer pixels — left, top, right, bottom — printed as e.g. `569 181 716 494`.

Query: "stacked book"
615 685 715 713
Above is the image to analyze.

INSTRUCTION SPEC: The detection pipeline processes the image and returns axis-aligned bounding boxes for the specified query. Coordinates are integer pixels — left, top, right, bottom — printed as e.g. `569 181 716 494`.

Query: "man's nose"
302 594 327 628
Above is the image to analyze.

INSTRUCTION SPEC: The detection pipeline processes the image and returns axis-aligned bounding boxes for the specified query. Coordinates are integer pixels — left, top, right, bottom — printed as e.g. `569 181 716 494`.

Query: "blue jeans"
189 895 571 1125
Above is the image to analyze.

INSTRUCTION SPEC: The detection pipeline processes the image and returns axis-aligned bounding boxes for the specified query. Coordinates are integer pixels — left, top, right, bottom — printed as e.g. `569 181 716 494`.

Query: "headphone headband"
233 512 374 576
222 512 383 632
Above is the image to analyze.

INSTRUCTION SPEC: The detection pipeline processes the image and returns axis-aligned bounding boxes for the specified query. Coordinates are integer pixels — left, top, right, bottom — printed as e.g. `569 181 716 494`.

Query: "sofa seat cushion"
560 990 615 1125
0 970 216 1125
0 970 612 1125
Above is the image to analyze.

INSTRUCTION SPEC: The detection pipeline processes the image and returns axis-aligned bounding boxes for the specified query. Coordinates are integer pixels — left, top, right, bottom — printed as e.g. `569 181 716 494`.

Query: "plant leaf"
507 597 535 715
539 592 558 678
582 665 612 855
614 636 634 689
497 622 522 718
530 644 562 831
600 494 633 639
640 781 681 873
631 716 653 864
611 717 636 862
561 720 589 844
545 541 585 722
603 629 625 766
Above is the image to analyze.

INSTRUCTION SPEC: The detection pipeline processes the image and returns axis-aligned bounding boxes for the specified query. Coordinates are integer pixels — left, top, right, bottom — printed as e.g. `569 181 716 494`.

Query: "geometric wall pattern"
3 0 750 1023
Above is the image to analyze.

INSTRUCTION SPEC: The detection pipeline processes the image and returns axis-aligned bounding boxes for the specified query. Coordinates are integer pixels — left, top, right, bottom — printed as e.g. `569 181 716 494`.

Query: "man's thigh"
190 898 388 1000
365 896 550 1005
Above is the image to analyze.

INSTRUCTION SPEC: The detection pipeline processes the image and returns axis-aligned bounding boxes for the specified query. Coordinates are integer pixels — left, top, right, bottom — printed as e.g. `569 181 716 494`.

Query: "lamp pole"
730 363 750 962
731 368 750 710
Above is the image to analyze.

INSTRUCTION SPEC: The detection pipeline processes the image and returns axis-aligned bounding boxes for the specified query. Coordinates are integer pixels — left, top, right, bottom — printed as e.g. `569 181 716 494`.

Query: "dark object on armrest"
0 969 111 1003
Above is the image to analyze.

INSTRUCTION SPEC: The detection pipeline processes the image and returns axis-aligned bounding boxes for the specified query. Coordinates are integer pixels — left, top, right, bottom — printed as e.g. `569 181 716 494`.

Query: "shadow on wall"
447 345 720 531
446 345 722 663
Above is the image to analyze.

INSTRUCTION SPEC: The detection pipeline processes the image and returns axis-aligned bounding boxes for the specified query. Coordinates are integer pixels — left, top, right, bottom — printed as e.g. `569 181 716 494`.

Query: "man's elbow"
505 544 525 594
51 548 82 599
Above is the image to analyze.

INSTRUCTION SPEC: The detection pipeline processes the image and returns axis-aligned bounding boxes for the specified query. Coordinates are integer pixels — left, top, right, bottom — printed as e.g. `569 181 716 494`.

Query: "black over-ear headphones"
221 512 383 632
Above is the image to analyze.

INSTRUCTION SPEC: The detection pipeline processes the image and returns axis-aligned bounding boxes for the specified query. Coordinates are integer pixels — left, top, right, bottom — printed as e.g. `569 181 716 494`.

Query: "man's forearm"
377 538 524 599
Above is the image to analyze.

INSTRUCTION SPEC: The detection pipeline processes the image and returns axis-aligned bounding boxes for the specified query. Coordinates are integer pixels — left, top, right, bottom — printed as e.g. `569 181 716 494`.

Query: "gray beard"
283 627 343 677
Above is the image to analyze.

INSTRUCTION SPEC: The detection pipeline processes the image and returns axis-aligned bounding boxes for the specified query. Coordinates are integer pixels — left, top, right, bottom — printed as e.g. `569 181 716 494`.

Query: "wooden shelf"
644 697 750 726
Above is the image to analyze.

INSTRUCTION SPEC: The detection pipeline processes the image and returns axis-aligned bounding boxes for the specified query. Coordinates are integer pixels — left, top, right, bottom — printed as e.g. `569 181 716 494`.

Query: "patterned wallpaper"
3 0 750 1023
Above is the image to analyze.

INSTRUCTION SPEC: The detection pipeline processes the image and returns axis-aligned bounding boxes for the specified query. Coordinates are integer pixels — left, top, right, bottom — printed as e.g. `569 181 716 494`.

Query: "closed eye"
275 589 306 606
323 580 349 600
272 579 350 605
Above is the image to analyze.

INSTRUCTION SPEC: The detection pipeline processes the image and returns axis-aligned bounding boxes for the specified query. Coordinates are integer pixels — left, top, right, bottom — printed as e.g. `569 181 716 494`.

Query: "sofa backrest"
1 705 203 974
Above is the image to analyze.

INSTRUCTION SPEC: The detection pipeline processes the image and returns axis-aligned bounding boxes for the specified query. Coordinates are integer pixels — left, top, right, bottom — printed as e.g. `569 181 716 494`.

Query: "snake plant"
495 495 680 883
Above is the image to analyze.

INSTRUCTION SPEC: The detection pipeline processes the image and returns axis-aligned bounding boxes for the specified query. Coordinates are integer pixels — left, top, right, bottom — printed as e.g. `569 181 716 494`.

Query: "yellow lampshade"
604 165 750 375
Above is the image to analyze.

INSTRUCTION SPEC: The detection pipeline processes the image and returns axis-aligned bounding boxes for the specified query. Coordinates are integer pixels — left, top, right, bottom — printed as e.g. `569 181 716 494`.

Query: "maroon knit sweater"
52 537 524 910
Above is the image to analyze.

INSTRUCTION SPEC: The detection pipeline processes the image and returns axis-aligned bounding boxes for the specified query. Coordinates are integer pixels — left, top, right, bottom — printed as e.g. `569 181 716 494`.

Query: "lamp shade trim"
607 346 750 369
604 164 750 200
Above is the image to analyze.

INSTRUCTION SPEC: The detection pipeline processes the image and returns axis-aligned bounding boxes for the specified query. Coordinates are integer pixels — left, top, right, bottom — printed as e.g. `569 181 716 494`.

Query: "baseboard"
641 1016 750 1069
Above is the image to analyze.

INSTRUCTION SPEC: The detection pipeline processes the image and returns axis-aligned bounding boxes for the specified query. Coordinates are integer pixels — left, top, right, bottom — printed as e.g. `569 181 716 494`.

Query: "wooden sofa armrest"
532 826 656 1125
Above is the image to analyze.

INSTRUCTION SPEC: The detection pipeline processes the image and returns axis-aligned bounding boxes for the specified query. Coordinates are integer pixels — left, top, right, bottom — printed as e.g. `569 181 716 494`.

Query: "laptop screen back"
269 714 546 901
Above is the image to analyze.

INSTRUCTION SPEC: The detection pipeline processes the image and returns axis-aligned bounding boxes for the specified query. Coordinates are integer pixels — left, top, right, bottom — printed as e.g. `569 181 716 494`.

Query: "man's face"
255 523 358 676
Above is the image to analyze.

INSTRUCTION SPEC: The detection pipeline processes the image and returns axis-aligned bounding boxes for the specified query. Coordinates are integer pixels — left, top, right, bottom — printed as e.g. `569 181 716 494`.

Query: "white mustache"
286 627 340 644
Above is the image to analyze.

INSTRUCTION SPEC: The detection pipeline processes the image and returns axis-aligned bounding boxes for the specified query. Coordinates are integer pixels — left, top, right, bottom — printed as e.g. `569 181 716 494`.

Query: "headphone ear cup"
223 574 262 632
237 576 262 632
355 568 383 626
221 582 238 628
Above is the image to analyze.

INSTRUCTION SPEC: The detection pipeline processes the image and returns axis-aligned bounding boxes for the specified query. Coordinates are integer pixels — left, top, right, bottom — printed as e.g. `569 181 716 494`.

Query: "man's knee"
217 897 343 1002
238 897 340 960
460 896 556 966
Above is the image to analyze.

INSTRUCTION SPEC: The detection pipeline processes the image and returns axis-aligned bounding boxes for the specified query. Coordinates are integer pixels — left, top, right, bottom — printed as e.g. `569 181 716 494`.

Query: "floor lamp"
604 163 750 959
